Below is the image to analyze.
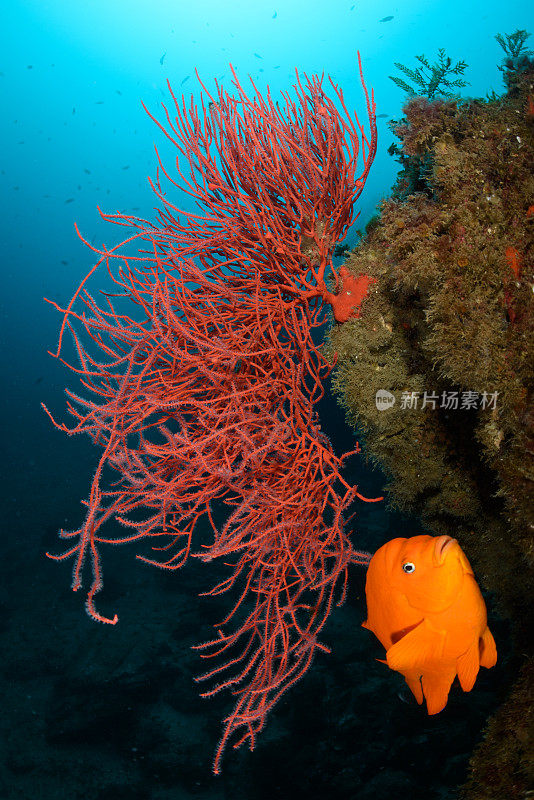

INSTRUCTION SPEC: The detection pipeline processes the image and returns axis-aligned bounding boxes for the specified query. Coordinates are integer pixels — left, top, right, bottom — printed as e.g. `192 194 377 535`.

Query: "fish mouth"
434 535 456 565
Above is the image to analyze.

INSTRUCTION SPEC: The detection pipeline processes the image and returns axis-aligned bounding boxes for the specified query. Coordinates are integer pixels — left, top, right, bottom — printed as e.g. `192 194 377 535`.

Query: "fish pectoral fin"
361 619 371 630
404 673 424 705
479 627 497 668
421 668 456 715
386 618 445 674
457 638 480 692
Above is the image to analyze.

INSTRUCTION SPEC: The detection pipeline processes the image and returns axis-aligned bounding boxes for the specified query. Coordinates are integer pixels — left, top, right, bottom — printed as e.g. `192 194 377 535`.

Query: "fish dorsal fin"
386 618 445 673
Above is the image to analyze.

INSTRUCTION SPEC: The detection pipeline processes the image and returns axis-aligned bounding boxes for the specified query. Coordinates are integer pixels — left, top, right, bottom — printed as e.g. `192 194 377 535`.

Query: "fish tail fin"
479 627 497 668
404 673 424 705
457 639 480 692
421 669 456 714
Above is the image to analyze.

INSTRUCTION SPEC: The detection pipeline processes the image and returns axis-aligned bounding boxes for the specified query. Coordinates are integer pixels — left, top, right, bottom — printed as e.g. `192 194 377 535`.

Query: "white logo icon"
376 389 395 410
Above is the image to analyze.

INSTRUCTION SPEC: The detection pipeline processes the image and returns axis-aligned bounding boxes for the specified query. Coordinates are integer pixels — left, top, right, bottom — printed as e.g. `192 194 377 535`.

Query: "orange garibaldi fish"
362 535 497 714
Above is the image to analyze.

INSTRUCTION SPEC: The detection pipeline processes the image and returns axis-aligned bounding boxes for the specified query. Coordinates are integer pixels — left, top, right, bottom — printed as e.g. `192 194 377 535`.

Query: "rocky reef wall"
327 55 533 798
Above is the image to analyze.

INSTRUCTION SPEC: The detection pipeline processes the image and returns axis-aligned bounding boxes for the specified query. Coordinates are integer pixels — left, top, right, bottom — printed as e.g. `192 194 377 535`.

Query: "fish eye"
402 562 416 574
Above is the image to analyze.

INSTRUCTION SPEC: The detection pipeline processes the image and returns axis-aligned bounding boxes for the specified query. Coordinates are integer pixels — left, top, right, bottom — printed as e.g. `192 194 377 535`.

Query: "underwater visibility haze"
1 1 532 798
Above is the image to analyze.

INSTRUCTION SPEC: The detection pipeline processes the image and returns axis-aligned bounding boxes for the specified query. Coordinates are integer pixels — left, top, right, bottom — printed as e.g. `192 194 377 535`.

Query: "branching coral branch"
44 56 379 772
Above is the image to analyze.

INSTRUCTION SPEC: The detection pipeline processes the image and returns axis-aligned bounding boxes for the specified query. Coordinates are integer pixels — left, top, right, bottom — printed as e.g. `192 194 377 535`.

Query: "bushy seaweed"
495 28 533 94
389 48 469 99
496 28 532 59
387 96 460 200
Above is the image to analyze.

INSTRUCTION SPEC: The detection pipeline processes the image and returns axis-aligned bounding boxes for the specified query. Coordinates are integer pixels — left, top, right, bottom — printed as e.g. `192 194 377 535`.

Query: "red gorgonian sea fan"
43 54 379 773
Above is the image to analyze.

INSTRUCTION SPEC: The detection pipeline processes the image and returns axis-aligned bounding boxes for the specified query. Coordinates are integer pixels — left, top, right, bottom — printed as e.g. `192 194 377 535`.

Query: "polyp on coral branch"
43 53 379 773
